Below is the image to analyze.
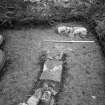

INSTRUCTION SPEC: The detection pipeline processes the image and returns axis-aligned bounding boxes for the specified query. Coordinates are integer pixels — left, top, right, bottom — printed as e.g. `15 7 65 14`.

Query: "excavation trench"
0 22 105 105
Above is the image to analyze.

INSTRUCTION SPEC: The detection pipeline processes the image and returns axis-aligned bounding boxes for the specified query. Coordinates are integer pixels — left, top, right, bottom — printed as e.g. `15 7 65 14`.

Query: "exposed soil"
0 22 105 105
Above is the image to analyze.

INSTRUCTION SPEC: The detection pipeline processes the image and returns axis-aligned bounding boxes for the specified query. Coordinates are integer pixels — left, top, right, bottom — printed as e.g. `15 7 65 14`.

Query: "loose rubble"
57 25 87 38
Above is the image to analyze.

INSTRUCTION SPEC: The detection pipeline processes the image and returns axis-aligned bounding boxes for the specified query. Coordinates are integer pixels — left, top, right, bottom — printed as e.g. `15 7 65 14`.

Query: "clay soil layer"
0 22 105 105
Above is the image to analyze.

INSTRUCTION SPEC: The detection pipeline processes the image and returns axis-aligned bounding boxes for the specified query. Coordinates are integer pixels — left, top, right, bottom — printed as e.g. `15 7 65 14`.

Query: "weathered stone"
47 49 63 60
19 103 28 105
40 59 63 82
27 95 40 105
41 90 51 102
0 35 3 46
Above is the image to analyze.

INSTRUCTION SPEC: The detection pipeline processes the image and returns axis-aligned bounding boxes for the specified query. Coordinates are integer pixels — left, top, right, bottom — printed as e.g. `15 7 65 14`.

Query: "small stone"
41 91 51 102
0 34 3 46
91 96 96 99
18 103 27 105
34 88 42 99
49 97 55 105
27 95 40 105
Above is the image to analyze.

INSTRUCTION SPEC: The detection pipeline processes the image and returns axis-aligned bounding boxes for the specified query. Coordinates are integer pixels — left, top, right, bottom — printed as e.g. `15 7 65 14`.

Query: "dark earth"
0 22 105 105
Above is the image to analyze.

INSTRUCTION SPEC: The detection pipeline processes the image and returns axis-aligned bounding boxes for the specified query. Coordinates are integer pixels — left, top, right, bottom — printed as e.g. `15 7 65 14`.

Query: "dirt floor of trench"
0 22 105 105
